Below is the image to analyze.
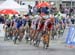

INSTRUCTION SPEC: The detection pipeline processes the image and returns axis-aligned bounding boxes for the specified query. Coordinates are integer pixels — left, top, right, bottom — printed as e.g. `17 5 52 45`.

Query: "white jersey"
37 20 41 30
31 19 38 30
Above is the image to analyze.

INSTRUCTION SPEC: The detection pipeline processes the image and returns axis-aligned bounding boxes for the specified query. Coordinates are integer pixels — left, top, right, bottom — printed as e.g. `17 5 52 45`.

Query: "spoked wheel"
25 33 30 43
12 28 19 44
4 27 10 41
13 32 19 44
43 41 49 49
33 31 41 47
42 33 49 49
35 40 40 47
13 36 18 44
4 31 10 41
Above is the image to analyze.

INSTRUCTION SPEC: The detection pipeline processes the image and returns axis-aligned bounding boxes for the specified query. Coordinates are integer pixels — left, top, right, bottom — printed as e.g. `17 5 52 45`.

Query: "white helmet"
34 15 39 18
1 14 4 16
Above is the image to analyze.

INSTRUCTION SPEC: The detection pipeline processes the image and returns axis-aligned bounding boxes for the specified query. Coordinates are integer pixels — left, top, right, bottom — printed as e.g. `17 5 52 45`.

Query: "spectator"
28 5 32 15
71 16 75 24
0 15 5 24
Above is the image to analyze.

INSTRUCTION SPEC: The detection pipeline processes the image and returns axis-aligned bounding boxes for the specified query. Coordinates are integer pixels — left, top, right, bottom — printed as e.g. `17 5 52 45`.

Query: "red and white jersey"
37 19 44 31
37 20 41 30
44 18 54 30
44 19 51 26
44 19 51 30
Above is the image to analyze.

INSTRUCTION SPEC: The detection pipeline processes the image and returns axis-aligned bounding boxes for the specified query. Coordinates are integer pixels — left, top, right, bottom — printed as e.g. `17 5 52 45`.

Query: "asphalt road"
0 36 75 55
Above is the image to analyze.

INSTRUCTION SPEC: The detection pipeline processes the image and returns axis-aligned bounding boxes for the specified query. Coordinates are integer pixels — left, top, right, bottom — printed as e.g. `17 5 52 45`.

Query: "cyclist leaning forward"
42 14 55 49
13 16 25 44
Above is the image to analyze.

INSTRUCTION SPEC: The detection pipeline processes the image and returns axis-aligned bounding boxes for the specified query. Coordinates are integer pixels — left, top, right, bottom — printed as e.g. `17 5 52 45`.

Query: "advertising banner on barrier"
0 24 5 37
66 26 75 45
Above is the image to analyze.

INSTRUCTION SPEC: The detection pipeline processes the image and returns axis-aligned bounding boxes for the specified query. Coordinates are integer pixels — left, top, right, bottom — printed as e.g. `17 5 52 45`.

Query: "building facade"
0 0 75 8
62 0 75 8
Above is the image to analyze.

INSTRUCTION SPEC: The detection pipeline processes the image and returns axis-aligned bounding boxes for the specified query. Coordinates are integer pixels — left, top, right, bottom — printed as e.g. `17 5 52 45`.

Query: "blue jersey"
15 19 22 29
62 18 65 24
22 19 27 26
